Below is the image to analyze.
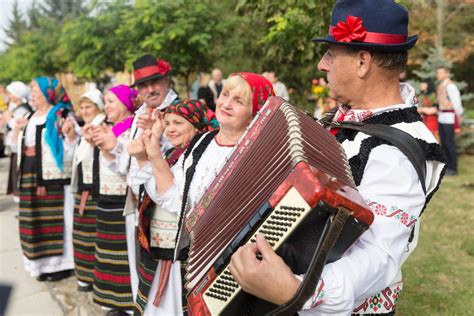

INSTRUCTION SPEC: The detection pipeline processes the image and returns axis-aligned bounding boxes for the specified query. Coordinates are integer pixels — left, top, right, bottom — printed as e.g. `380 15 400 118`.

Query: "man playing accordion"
229 0 446 314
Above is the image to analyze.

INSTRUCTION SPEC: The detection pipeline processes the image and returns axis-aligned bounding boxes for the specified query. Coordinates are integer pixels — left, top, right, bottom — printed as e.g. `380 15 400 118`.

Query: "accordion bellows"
183 97 374 315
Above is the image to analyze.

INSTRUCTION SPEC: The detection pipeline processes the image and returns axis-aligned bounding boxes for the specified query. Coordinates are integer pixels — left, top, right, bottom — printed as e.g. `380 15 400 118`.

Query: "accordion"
182 97 374 315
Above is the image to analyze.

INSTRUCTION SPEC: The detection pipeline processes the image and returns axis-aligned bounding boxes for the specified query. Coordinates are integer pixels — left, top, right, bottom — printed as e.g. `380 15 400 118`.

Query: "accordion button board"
202 187 311 315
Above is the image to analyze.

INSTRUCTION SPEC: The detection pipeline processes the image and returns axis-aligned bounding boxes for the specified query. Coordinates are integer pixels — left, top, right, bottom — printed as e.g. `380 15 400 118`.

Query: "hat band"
134 65 165 82
329 26 407 44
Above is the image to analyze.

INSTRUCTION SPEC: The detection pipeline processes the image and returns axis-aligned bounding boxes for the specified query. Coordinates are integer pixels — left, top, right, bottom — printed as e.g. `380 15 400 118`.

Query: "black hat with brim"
132 54 172 87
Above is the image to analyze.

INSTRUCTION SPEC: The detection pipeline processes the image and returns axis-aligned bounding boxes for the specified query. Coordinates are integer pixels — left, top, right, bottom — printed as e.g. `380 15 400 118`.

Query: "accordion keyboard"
202 187 312 315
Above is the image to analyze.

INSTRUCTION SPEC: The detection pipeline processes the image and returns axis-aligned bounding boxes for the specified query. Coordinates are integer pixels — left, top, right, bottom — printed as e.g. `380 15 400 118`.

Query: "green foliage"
116 0 228 83
59 1 131 79
236 0 334 91
38 0 88 23
0 0 87 83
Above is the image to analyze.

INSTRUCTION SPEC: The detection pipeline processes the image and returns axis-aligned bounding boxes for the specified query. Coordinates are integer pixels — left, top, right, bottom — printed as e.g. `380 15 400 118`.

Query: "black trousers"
438 123 457 172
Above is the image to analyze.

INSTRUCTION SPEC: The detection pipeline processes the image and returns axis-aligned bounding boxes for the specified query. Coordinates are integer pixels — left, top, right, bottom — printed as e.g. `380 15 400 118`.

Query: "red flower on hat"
156 59 172 75
332 15 367 43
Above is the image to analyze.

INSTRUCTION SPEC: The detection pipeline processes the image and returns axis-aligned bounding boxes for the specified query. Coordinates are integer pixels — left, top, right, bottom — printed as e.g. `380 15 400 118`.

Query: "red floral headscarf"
164 99 218 133
229 72 275 116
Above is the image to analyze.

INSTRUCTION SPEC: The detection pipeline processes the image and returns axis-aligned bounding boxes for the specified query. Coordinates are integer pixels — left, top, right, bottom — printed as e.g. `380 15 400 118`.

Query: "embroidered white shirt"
300 83 445 315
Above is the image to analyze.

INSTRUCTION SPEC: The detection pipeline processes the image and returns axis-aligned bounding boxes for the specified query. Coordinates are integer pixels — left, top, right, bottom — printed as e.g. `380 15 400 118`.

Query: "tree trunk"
436 0 445 59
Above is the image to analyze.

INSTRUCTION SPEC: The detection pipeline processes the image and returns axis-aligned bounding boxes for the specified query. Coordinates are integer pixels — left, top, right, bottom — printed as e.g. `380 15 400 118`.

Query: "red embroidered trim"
366 200 417 227
214 138 236 148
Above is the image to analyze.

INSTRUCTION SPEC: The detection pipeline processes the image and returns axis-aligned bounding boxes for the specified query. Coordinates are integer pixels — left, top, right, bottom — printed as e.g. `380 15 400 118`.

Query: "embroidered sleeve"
366 200 417 228
299 277 325 310
300 146 430 314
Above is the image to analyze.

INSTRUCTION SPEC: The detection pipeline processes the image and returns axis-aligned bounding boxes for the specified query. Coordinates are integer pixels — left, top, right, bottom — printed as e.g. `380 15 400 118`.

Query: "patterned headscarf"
230 72 275 116
164 99 219 133
34 76 72 171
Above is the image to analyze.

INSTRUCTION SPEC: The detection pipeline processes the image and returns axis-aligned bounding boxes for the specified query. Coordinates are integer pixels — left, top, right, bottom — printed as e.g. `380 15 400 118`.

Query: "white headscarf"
6 81 30 103
80 88 104 110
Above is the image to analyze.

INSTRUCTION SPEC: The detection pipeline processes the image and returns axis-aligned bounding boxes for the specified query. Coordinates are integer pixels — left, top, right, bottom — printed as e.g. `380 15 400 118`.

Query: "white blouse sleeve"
104 137 130 175
127 160 153 195
300 145 428 314
144 154 185 214
63 136 79 161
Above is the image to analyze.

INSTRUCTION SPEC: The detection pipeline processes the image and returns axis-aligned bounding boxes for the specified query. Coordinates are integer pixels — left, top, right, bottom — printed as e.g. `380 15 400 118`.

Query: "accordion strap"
330 121 427 195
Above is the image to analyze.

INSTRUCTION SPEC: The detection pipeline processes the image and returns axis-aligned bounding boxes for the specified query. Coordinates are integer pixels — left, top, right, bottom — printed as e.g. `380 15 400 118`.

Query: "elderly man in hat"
124 54 179 301
230 0 446 314
95 54 178 302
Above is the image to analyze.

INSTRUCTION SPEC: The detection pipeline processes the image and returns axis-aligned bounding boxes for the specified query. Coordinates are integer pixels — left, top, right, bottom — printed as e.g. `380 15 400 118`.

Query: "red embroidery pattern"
353 283 402 314
310 279 325 308
367 200 417 227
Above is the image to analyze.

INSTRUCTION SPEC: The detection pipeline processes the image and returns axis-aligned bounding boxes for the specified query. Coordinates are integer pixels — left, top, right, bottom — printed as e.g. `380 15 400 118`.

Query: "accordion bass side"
182 97 374 315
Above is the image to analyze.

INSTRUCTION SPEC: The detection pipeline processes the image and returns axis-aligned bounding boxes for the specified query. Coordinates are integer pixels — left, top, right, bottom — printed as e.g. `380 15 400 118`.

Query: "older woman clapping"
139 72 274 315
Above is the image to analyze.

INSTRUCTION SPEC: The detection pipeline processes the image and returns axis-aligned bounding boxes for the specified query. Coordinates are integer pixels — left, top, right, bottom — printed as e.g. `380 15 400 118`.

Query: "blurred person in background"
0 81 33 200
417 80 439 140
436 66 464 176
197 72 216 111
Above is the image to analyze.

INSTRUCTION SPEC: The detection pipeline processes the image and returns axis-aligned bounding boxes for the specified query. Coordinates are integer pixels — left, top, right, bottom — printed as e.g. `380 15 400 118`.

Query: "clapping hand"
128 137 147 162
136 107 156 130
62 117 76 142
92 123 117 152
82 124 95 146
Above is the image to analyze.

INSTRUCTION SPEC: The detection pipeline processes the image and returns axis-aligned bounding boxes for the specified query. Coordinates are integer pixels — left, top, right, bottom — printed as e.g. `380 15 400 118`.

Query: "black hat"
132 54 172 86
312 0 418 52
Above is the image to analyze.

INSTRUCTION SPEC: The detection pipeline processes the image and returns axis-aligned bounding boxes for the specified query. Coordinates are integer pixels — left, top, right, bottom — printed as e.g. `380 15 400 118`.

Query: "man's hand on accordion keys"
229 234 301 305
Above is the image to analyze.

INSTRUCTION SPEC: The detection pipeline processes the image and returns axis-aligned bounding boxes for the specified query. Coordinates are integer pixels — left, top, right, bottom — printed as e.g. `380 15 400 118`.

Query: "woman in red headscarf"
137 72 274 315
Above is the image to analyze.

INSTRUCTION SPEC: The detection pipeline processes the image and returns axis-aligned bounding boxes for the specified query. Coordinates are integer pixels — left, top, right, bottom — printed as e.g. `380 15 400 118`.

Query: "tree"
235 0 335 109
3 0 28 46
59 0 132 79
116 0 231 95
38 0 89 23
27 0 41 30
398 0 474 66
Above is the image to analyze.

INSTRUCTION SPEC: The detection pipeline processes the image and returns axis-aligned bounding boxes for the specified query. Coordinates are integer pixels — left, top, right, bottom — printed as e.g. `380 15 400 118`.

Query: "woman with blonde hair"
139 72 274 315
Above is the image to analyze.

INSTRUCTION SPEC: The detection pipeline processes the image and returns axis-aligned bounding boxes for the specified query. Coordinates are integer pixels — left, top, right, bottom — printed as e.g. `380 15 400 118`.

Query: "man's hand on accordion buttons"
229 234 301 305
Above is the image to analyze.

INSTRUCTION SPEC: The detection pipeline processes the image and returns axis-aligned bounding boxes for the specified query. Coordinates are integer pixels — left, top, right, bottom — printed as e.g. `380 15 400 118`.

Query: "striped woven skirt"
73 191 97 284
19 156 65 260
134 252 159 315
93 199 134 311
134 252 187 316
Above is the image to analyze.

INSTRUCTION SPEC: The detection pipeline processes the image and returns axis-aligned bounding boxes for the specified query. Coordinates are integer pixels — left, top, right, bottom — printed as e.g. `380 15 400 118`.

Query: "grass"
396 154 474 315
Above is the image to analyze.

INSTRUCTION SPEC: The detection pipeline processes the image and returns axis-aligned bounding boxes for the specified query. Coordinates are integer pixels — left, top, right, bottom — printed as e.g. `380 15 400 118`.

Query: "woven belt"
24 146 36 156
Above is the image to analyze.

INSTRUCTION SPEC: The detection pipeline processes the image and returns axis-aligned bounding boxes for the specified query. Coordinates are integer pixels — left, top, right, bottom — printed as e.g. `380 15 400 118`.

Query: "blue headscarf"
34 77 72 171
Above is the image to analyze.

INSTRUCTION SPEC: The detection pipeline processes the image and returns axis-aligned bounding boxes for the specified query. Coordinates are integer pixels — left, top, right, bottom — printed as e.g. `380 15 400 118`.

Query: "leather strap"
329 121 427 195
